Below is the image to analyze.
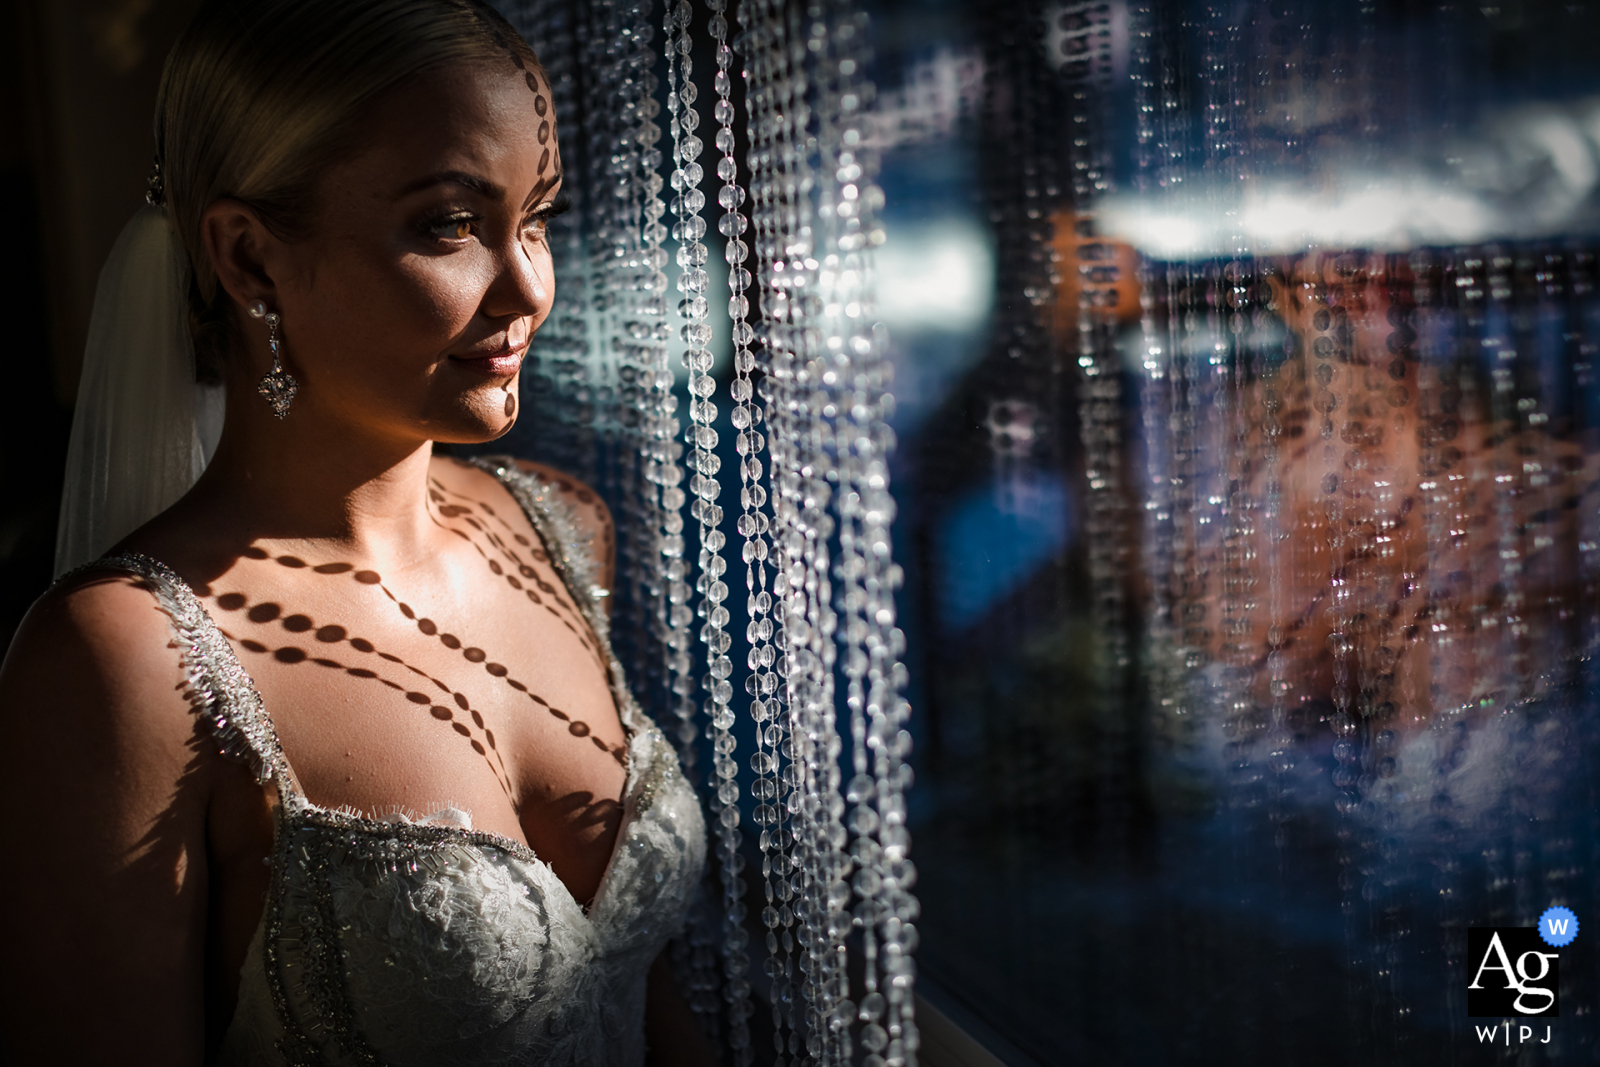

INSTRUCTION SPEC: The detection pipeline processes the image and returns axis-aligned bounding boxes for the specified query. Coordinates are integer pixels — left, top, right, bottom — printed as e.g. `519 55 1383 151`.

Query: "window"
877 2 1600 1063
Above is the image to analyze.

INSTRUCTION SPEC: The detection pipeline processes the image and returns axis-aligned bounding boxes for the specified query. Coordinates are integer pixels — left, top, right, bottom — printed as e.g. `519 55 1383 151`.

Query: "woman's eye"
525 195 570 240
426 215 476 242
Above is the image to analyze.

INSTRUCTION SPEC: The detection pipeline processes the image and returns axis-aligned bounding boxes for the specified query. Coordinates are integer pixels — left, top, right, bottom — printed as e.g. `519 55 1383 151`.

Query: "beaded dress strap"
470 459 606 625
467 457 646 736
61 552 302 803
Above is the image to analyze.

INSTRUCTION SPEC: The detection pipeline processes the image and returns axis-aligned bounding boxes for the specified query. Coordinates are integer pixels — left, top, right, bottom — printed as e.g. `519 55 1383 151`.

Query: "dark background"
1 0 208 648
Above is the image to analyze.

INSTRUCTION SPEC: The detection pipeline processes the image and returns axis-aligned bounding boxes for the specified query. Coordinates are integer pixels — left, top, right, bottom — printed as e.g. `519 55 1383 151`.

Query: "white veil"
53 205 225 577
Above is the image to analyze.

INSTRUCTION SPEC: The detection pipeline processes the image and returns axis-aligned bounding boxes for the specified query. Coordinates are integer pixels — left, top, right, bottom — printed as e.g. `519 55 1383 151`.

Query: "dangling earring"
248 299 298 419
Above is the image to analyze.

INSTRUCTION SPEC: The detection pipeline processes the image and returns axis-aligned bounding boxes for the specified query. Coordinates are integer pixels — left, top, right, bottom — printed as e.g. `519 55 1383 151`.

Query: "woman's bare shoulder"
0 569 213 1064
0 568 198 762
432 454 615 588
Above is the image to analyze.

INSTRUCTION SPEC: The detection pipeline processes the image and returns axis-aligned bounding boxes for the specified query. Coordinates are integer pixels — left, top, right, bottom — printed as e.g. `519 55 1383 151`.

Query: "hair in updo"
156 0 545 383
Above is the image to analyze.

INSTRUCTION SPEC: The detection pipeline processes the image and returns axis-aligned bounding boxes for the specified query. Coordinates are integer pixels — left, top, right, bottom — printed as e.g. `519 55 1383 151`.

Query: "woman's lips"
450 344 526 376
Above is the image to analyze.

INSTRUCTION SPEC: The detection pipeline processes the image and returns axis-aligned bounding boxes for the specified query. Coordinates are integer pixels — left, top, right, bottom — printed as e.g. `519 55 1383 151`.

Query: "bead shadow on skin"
208 568 626 795
175 479 629 835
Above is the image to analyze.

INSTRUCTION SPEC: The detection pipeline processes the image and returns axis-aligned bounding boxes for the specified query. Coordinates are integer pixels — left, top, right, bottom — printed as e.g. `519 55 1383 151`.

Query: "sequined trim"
469 457 648 740
262 806 349 1066
299 803 544 870
270 812 394 1067
469 457 607 638
57 552 298 797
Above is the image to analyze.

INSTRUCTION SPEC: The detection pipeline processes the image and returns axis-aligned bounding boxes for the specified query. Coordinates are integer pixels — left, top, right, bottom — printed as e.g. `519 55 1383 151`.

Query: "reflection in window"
885 2 1600 1063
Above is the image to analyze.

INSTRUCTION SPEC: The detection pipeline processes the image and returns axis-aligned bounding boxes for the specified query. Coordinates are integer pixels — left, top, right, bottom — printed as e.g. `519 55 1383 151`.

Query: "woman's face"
267 58 561 445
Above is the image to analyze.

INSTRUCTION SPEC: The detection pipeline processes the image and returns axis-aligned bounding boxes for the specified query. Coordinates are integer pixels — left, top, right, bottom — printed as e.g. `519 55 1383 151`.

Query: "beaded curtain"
843 0 1600 1063
929 1 1600 1063
1126 3 1599 1061
474 0 1600 1063
488 2 917 1065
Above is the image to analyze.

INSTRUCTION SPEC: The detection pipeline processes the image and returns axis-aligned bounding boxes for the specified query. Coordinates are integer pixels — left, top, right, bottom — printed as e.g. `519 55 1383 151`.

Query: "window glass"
876 2 1600 1062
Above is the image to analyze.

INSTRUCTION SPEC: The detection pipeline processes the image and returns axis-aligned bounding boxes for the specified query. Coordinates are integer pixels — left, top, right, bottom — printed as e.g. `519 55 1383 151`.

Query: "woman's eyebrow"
396 169 564 209
525 171 564 209
396 169 504 200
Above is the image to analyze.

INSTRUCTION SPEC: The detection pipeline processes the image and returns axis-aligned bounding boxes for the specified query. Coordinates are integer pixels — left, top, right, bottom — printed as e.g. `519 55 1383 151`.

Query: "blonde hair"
155 0 544 380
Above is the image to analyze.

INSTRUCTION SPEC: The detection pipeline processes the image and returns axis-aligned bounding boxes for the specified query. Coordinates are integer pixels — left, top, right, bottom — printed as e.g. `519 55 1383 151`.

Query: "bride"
0 1 711 1064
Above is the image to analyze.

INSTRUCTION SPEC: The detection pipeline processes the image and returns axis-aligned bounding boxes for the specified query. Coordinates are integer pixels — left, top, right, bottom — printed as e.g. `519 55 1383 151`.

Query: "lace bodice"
76 460 706 1066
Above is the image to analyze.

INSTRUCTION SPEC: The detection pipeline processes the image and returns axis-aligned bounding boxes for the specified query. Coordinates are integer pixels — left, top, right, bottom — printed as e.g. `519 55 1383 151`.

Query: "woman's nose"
483 234 550 320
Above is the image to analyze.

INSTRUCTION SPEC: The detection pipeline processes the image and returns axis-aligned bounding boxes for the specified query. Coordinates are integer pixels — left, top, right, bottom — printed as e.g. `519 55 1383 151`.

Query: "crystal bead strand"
574 0 621 445
1357 260 1410 1048
1413 250 1467 717
1138 263 1186 723
1411 247 1473 1024
779 8 848 1052
663 0 754 1054
1259 275 1293 813
1483 250 1529 707
1130 3 1178 692
811 4 919 1063
1441 252 1491 710
740 6 803 1059
613 0 690 748
1060 0 1134 861
657 1 703 772
1529 251 1577 674
547 0 600 487
1484 252 1542 984
1192 7 1235 662
658 0 718 1033
975 6 1048 547
1317 260 1383 1051
799 10 854 1065
1449 249 1518 936
629 0 694 760
1459 253 1494 710
579 0 652 699
1201 0 1261 807
1152 8 1205 728
702 4 774 1062
811 0 861 1050
571 0 623 516
576 0 625 629
751 4 858 1059
607 0 653 702
1375 255 1423 724
1174 272 1209 695
1217 259 1259 806
1525 249 1581 988
1259 3 1305 828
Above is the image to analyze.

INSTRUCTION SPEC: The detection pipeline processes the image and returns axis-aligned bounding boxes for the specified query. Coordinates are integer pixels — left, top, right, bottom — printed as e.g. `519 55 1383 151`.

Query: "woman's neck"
181 381 446 570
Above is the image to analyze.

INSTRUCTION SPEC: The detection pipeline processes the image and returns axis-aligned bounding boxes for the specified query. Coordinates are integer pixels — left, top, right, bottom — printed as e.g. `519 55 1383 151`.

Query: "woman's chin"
425 383 521 445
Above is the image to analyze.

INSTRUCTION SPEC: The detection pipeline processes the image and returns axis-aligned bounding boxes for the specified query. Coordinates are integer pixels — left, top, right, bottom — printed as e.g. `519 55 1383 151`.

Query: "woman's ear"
200 199 281 312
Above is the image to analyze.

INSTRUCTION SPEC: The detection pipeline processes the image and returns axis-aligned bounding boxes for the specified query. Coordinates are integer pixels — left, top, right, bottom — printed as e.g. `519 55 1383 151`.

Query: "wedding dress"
65 460 707 1066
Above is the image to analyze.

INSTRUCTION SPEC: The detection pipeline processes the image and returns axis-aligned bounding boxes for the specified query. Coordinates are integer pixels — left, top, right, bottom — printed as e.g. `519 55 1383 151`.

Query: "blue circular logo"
1539 906 1579 948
